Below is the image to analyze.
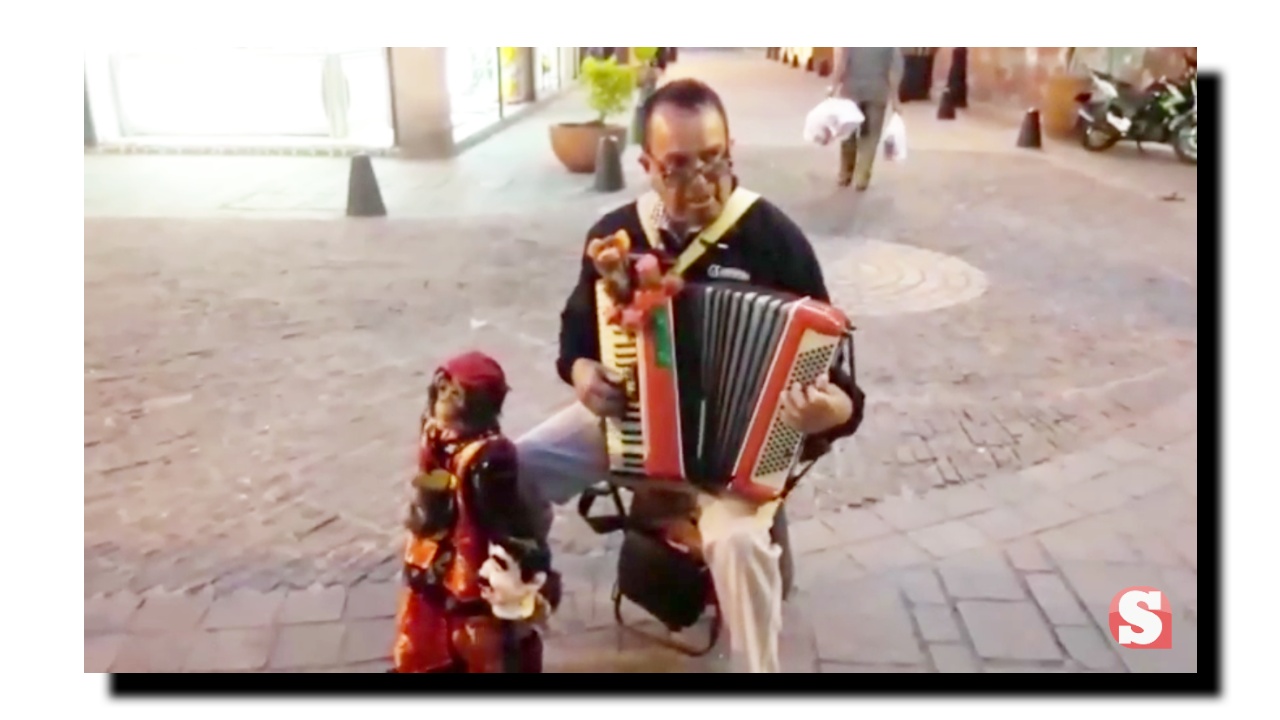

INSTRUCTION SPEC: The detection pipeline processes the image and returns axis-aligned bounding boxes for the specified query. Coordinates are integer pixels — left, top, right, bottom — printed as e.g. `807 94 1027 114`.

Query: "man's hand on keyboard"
571 359 629 418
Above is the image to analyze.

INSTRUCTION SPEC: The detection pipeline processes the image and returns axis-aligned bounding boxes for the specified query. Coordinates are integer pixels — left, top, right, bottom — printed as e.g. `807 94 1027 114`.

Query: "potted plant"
633 47 659 65
549 56 635 173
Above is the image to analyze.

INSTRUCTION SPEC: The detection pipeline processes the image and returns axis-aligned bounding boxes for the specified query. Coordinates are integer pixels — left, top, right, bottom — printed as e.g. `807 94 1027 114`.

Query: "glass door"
446 46 502 141
535 47 560 98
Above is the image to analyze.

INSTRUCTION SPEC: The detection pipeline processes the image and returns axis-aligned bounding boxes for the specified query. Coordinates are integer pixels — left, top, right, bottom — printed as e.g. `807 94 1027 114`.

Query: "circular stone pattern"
816 238 990 317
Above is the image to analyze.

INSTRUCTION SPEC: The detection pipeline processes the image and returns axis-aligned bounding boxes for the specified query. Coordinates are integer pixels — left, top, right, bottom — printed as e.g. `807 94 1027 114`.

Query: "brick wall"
931 47 1197 111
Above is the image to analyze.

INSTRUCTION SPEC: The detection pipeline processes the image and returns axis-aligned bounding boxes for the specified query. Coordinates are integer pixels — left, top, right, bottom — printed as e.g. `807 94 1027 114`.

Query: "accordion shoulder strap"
635 188 762 278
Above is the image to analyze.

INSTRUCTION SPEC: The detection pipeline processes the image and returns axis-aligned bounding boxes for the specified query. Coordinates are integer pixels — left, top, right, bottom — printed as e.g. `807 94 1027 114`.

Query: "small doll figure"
585 229 684 330
391 351 558 673
586 230 635 308
619 254 684 332
478 536 562 670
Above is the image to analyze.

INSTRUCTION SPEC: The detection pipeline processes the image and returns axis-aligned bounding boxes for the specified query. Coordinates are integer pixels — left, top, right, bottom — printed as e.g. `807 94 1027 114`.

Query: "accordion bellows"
597 280 852 502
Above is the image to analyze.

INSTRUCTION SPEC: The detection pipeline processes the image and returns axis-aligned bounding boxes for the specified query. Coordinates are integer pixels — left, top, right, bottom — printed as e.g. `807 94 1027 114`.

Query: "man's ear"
638 153 653 173
531 571 548 589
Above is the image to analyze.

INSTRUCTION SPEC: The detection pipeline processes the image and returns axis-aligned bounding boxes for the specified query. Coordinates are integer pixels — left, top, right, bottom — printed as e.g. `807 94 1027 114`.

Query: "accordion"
596 280 854 502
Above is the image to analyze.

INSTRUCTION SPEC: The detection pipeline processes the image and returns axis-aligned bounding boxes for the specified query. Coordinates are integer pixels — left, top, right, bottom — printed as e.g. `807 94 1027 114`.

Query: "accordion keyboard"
595 282 645 474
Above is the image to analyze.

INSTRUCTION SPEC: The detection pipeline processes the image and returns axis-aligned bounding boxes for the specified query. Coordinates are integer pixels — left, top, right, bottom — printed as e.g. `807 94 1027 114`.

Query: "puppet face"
478 542 547 621
430 372 467 427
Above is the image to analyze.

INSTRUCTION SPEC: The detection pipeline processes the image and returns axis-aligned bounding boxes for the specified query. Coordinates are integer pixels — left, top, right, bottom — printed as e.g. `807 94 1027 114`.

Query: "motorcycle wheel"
1081 124 1121 152
1173 119 1197 164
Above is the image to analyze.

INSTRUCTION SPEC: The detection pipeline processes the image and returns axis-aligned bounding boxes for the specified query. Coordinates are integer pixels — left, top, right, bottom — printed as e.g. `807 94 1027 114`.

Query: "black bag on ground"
616 529 709 631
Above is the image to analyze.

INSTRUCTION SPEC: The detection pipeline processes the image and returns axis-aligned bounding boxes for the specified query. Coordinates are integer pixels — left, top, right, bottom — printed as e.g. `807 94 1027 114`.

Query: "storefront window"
84 49 393 147
535 47 560 98
500 48 535 116
339 49 396 144
447 46 502 142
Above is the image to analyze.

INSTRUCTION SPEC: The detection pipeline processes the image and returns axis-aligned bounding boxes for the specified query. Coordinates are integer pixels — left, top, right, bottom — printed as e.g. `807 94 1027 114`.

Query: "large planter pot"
550 122 628 174
1042 74 1090 140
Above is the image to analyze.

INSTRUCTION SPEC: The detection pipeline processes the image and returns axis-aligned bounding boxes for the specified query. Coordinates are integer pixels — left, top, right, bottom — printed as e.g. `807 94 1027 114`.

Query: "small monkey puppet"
585 229 685 332
391 351 560 673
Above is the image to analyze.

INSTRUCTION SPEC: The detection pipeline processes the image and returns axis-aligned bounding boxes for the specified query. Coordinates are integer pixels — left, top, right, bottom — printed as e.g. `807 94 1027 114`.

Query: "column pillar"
388 47 454 158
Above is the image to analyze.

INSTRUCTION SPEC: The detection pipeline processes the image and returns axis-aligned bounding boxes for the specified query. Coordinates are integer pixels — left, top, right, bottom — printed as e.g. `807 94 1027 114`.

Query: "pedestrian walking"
831 47 903 190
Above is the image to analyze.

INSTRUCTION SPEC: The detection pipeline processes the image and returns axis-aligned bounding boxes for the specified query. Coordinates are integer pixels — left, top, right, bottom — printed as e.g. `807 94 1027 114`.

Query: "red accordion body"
597 280 851 503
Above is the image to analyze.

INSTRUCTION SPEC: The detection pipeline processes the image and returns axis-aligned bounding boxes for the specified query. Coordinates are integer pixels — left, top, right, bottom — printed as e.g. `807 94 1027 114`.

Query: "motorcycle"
1074 53 1197 164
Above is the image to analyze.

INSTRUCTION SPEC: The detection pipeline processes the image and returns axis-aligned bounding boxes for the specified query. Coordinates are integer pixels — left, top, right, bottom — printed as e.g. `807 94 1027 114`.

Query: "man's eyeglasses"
653 155 733 186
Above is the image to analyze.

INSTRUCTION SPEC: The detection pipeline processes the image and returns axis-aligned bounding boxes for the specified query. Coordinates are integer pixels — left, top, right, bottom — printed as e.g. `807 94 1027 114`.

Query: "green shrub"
581 56 636 124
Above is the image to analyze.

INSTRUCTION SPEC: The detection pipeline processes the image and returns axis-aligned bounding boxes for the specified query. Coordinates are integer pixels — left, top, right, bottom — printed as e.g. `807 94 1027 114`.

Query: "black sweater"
556 197 866 448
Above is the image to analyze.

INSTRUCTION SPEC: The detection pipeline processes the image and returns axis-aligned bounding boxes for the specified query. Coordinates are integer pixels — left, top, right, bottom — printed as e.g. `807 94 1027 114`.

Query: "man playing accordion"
516 79 867 673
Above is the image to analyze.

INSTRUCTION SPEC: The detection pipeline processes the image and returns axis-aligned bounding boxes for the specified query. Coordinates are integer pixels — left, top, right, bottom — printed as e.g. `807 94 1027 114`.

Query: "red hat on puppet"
439 351 509 398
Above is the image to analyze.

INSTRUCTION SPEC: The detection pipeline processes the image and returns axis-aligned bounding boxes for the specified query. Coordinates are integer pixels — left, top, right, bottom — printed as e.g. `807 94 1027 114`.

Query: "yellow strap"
403 436 494 568
635 188 762 278
452 438 490 479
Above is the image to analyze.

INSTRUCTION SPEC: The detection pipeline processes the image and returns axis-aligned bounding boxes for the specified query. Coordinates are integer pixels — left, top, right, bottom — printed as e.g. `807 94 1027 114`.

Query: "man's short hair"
638 78 731 151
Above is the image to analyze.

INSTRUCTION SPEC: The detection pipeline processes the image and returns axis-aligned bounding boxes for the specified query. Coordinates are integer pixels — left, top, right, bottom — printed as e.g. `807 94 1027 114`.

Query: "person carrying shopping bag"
830 47 903 190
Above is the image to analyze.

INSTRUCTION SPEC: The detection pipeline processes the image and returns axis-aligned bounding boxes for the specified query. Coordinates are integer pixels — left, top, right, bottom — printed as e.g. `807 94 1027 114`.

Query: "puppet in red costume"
391 351 559 673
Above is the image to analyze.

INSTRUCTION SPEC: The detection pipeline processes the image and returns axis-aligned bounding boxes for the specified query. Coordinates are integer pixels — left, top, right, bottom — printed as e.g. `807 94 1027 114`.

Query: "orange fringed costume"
391 352 543 673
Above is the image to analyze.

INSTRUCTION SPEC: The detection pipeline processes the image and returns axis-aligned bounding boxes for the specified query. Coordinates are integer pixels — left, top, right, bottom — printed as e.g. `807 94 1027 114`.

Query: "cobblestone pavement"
85 50 1199 672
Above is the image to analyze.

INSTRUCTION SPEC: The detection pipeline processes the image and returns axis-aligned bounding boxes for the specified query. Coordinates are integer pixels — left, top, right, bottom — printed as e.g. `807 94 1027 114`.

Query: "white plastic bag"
881 112 908 161
803 97 865 146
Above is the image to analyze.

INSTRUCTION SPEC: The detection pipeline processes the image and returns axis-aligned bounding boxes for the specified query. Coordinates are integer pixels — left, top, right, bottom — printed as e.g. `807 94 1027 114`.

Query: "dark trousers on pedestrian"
839 101 888 189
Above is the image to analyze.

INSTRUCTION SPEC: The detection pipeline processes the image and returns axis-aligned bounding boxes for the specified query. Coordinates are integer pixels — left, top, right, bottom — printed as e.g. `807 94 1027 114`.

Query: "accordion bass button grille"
751 342 840 484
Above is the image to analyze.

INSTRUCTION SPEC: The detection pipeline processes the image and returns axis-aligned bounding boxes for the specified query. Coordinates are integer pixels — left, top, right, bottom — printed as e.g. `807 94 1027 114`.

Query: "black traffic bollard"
346 154 387 217
593 135 625 192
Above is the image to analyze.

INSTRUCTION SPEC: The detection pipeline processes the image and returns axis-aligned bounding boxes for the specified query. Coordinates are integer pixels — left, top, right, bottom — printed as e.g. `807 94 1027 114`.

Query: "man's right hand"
571 359 628 418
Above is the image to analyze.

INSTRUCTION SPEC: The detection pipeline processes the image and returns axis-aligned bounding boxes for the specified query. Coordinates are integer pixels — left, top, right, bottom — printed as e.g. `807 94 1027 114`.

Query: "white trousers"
515 403 784 673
